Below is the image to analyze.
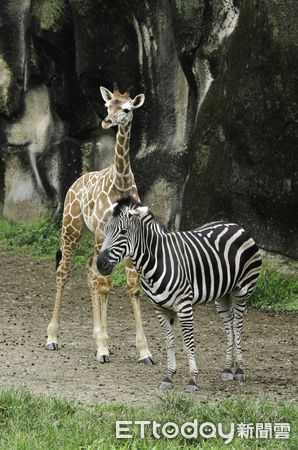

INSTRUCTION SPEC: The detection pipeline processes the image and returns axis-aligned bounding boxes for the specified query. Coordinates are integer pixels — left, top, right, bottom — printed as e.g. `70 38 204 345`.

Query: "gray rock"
0 0 296 258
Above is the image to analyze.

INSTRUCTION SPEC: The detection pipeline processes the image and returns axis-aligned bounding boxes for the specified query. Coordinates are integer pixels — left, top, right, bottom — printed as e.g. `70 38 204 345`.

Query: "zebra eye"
119 229 127 236
123 108 130 114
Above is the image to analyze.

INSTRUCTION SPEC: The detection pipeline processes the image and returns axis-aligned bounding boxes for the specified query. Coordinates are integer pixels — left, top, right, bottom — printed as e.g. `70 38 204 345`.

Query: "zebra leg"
215 296 234 381
154 306 176 389
177 307 198 392
231 296 247 381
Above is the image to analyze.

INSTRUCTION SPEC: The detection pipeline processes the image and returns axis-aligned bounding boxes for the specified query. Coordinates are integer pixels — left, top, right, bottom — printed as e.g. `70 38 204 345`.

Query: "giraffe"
46 84 155 365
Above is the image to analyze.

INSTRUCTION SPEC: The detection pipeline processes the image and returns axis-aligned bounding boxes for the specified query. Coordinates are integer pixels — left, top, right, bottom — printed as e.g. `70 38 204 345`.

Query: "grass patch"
248 262 298 311
0 219 297 307
0 388 296 449
0 218 92 269
0 218 127 288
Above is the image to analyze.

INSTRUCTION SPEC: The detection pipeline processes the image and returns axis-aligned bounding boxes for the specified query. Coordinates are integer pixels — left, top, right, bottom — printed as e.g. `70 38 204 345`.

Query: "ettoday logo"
116 420 236 443
116 420 291 443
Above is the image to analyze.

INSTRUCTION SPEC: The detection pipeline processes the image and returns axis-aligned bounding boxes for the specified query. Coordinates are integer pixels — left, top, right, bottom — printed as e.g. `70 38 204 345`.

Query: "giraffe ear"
100 86 113 103
131 94 145 109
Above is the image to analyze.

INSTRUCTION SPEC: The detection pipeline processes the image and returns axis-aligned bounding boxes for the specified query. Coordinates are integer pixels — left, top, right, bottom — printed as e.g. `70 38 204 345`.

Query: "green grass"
0 388 296 449
0 218 126 288
248 262 298 311
0 219 297 308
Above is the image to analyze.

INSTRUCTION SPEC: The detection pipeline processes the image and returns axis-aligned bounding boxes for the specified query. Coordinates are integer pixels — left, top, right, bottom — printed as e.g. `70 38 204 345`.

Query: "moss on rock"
32 0 69 32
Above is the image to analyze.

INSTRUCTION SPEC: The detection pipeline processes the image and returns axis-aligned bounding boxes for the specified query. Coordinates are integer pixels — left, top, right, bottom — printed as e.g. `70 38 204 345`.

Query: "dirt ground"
0 251 297 404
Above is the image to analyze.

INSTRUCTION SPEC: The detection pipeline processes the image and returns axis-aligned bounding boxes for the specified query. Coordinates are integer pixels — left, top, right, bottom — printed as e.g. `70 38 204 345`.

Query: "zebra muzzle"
97 250 113 275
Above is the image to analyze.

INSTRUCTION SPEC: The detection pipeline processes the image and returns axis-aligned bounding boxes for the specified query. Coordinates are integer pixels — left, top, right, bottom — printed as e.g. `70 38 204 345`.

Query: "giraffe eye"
119 229 128 236
123 108 130 114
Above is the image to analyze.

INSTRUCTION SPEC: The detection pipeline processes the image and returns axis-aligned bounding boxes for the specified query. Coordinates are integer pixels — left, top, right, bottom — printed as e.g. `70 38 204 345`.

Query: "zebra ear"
129 205 149 218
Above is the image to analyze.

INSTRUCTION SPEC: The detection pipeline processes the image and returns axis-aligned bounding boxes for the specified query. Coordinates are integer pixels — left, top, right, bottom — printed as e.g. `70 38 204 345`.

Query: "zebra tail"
56 248 62 270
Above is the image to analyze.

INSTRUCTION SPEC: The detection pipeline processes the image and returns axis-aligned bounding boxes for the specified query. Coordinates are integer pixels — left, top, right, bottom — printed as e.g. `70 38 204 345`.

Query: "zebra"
97 196 262 392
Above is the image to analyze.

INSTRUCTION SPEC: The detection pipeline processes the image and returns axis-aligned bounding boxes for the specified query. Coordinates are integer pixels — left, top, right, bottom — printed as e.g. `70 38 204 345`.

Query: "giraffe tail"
56 248 62 270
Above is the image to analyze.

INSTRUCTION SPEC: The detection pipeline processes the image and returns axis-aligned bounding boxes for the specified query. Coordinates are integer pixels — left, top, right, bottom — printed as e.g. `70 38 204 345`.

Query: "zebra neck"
131 219 164 278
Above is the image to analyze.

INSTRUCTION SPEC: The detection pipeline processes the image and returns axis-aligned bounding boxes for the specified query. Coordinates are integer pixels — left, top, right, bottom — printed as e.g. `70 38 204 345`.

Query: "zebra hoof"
234 367 246 382
185 384 198 393
97 354 110 363
160 377 173 389
185 379 198 393
221 368 234 381
46 342 58 350
139 357 156 365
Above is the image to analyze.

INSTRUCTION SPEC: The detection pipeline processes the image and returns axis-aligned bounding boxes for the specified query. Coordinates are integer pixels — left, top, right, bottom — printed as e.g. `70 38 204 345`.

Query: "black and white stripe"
97 197 262 391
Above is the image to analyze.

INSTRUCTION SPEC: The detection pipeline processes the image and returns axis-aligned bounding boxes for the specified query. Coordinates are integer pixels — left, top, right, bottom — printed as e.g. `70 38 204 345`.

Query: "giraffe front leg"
177 306 198 393
215 296 234 381
125 258 155 365
96 289 110 363
155 306 177 389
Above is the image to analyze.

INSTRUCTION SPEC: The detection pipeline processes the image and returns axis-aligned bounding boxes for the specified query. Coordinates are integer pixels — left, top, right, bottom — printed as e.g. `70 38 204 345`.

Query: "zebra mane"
112 196 144 217
112 196 168 232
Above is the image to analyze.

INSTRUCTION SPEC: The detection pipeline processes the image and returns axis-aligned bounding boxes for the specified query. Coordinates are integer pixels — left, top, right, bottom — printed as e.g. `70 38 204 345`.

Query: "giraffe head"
100 84 145 129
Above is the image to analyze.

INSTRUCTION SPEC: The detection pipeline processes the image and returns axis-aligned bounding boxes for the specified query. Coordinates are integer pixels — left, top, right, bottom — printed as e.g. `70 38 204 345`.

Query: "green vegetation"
0 218 127 288
249 262 298 311
32 0 69 32
0 219 297 308
0 388 296 449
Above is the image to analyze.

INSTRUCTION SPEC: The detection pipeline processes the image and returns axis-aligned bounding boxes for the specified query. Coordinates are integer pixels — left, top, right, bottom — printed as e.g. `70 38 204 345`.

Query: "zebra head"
96 197 149 276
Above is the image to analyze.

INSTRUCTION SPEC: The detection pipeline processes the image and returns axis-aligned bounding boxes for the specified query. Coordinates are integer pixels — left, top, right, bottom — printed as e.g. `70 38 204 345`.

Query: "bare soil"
0 251 297 404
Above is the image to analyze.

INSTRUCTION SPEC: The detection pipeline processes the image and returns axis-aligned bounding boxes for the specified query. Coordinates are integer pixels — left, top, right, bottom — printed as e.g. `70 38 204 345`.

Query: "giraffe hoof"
234 367 246 382
97 354 110 363
139 357 156 365
46 342 59 350
221 368 234 381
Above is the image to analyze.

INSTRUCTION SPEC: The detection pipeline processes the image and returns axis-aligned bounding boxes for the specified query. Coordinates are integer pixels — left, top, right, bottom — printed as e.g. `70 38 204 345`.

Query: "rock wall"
0 0 297 258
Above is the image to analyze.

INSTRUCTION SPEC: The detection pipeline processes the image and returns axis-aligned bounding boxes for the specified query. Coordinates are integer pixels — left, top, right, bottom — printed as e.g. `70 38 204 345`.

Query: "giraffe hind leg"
46 246 76 350
46 217 85 350
46 249 63 349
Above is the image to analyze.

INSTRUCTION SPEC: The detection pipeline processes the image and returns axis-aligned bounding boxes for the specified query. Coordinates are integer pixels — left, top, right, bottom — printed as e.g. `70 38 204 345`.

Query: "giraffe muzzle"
102 117 117 129
97 250 113 275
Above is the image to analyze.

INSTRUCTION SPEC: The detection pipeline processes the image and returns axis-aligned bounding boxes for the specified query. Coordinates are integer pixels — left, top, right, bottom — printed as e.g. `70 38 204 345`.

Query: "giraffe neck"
112 122 134 194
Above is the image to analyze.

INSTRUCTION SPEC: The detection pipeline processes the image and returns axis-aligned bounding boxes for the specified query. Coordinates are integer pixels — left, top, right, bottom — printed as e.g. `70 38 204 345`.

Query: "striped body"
97 198 262 390
132 219 261 309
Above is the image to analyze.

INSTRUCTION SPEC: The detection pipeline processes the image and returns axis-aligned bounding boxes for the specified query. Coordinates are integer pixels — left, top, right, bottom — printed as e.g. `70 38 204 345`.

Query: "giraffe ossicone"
46 84 154 366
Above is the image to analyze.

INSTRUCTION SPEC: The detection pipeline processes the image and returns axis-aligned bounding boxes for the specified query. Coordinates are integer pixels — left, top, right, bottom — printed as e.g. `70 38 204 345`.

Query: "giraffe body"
46 86 154 364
